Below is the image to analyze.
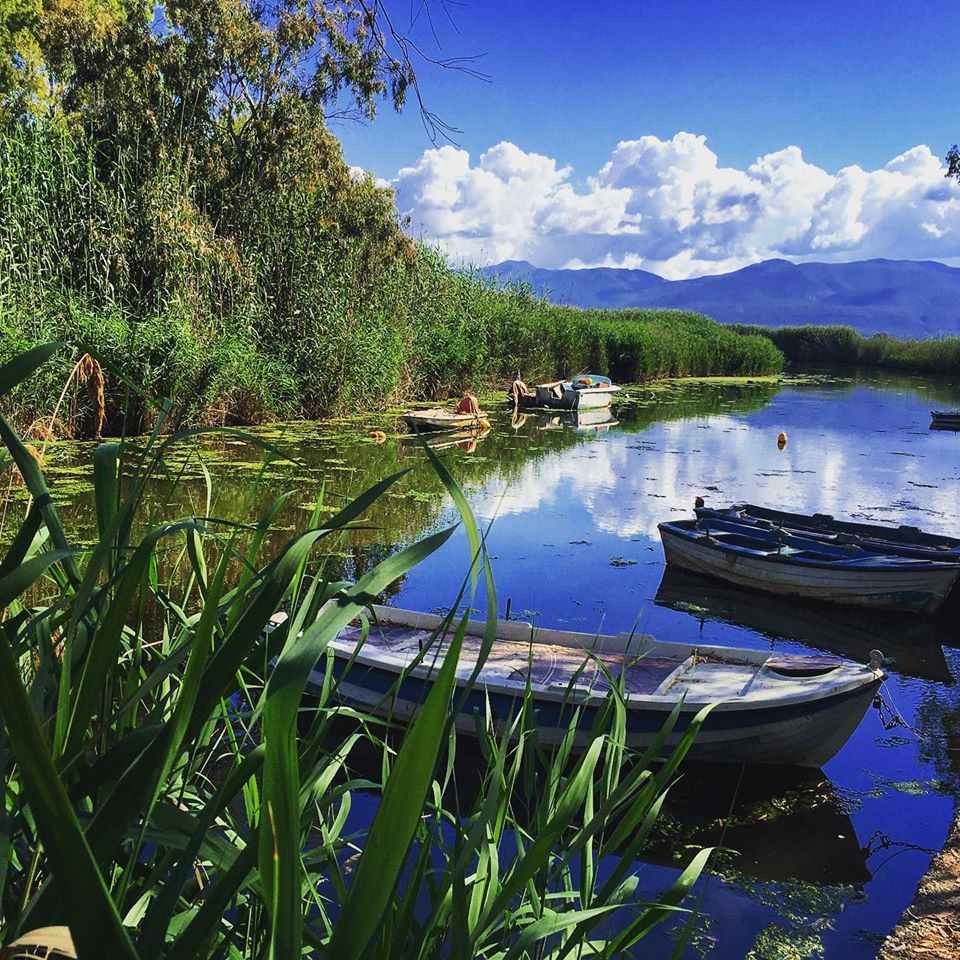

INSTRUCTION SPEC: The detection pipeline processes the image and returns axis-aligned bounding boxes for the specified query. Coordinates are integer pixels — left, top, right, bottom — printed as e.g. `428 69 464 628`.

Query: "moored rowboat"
659 518 960 615
931 410 960 430
518 374 621 411
695 502 960 562
306 604 884 767
402 408 489 433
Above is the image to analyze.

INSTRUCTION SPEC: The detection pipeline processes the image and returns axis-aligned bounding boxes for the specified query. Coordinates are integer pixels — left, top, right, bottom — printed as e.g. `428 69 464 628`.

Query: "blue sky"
336 1 960 277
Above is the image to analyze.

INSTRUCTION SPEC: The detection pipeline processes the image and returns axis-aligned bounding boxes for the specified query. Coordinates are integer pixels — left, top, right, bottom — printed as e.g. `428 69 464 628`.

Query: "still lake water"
36 367 960 958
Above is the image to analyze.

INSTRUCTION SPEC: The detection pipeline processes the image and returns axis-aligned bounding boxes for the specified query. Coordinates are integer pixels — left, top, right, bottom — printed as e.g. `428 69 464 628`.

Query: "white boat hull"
531 385 620 410
660 525 959 614
331 674 877 767
305 605 883 768
403 409 487 432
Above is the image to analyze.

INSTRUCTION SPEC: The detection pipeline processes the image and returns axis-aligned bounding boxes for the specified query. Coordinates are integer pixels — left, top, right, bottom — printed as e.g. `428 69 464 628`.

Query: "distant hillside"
477 259 960 338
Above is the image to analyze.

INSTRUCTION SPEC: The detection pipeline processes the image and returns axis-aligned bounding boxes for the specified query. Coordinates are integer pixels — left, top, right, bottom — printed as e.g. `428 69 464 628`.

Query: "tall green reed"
0 123 782 437
732 323 960 375
0 344 709 959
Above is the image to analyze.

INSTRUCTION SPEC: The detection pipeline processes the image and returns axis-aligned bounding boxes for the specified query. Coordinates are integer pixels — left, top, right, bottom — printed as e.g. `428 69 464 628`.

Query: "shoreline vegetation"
0 120 783 438
732 324 960 376
0 1 780 441
0 343 710 959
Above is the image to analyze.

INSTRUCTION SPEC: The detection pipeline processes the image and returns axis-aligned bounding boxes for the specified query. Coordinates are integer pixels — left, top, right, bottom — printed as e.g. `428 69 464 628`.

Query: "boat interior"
668 519 934 566
329 606 852 703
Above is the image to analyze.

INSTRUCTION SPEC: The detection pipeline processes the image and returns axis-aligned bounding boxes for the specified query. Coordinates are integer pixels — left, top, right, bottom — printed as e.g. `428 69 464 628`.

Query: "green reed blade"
260 524 457 959
0 341 64 397
0 627 138 960
324 609 468 960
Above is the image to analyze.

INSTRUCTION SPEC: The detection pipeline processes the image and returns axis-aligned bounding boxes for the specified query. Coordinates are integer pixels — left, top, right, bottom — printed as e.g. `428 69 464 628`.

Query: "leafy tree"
946 143 960 182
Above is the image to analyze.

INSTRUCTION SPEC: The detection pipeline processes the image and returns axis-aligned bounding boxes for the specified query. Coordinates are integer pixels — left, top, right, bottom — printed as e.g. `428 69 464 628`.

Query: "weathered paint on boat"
305 605 884 768
659 520 960 615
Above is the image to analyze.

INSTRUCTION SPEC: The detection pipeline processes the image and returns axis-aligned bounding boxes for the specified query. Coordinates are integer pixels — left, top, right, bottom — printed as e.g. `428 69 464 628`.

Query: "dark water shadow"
654 565 956 684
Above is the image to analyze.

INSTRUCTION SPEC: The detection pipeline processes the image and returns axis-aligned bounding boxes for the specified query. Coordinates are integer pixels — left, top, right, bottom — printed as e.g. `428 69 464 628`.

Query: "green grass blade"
0 549 78 610
0 627 138 959
0 342 64 397
324 610 468 960
259 524 457 959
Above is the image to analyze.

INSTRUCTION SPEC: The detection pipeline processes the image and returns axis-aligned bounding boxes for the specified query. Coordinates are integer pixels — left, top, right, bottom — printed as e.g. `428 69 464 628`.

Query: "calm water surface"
34 368 960 958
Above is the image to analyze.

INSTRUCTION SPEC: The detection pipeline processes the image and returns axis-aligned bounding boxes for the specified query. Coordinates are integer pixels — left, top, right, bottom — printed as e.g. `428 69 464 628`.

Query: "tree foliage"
946 143 960 182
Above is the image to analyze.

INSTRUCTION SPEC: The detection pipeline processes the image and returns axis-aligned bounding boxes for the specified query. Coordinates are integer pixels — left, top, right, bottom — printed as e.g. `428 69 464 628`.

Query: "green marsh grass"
732 324 960 375
0 344 710 959
0 123 782 436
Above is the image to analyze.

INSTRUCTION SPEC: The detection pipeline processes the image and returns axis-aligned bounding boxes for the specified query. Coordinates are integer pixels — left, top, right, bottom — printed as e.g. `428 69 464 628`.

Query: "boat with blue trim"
306 605 884 768
694 502 960 563
659 517 960 614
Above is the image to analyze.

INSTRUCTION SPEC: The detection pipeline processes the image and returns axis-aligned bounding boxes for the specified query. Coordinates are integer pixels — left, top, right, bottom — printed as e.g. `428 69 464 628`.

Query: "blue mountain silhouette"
477 259 960 337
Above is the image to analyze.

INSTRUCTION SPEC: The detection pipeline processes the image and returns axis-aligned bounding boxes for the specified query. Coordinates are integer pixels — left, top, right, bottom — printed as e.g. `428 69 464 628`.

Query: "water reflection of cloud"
470 409 960 544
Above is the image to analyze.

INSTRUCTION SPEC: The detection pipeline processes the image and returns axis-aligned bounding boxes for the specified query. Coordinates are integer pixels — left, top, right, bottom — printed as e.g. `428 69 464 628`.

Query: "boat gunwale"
660 521 960 573
698 503 960 553
326 605 882 712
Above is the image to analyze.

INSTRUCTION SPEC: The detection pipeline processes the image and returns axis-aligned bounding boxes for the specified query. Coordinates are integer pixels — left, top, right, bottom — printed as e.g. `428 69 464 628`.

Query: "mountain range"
476 259 960 338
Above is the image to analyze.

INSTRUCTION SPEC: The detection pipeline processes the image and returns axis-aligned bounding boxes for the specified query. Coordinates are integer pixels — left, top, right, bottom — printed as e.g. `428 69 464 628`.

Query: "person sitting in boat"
455 392 481 416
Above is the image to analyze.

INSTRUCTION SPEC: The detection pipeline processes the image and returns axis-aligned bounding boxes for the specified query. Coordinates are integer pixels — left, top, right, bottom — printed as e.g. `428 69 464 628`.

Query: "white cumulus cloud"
389 133 960 279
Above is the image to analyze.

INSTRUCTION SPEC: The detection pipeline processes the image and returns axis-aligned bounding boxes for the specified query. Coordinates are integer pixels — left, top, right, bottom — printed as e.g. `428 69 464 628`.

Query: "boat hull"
660 523 959 614
528 385 619 410
320 661 879 768
403 409 487 433
696 503 960 560
931 410 960 430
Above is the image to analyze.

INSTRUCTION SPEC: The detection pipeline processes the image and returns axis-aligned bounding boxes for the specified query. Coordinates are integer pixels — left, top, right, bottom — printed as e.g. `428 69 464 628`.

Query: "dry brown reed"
76 354 105 439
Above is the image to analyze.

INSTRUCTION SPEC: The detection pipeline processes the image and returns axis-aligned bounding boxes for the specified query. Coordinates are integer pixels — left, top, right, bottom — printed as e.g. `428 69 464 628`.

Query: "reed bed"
0 344 710 959
732 324 960 375
0 124 783 436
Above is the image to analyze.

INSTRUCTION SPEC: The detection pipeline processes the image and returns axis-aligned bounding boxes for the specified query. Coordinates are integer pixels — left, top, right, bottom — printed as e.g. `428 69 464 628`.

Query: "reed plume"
77 354 105 439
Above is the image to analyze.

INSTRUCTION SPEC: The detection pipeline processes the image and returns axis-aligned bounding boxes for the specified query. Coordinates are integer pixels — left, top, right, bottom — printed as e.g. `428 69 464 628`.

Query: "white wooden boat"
402 408 489 433
696 502 960 562
306 605 884 767
659 519 960 615
524 375 621 410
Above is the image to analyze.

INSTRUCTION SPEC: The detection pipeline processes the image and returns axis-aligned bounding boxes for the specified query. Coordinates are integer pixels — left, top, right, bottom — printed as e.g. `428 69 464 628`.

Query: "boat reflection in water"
654 565 954 685
400 424 490 453
324 716 870 887
642 761 871 886
528 408 620 434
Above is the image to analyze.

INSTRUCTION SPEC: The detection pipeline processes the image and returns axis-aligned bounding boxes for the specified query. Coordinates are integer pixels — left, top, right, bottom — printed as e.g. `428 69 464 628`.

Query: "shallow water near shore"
27 367 960 958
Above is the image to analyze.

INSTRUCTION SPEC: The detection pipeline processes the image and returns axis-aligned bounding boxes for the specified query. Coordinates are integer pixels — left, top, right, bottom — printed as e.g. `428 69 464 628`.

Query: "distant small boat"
696 502 960 562
402 408 489 433
518 374 621 410
931 410 960 430
659 518 960 615
307 605 884 767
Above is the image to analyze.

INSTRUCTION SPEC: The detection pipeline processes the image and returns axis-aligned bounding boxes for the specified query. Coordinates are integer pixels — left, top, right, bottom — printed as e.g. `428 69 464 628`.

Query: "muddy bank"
879 809 960 960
